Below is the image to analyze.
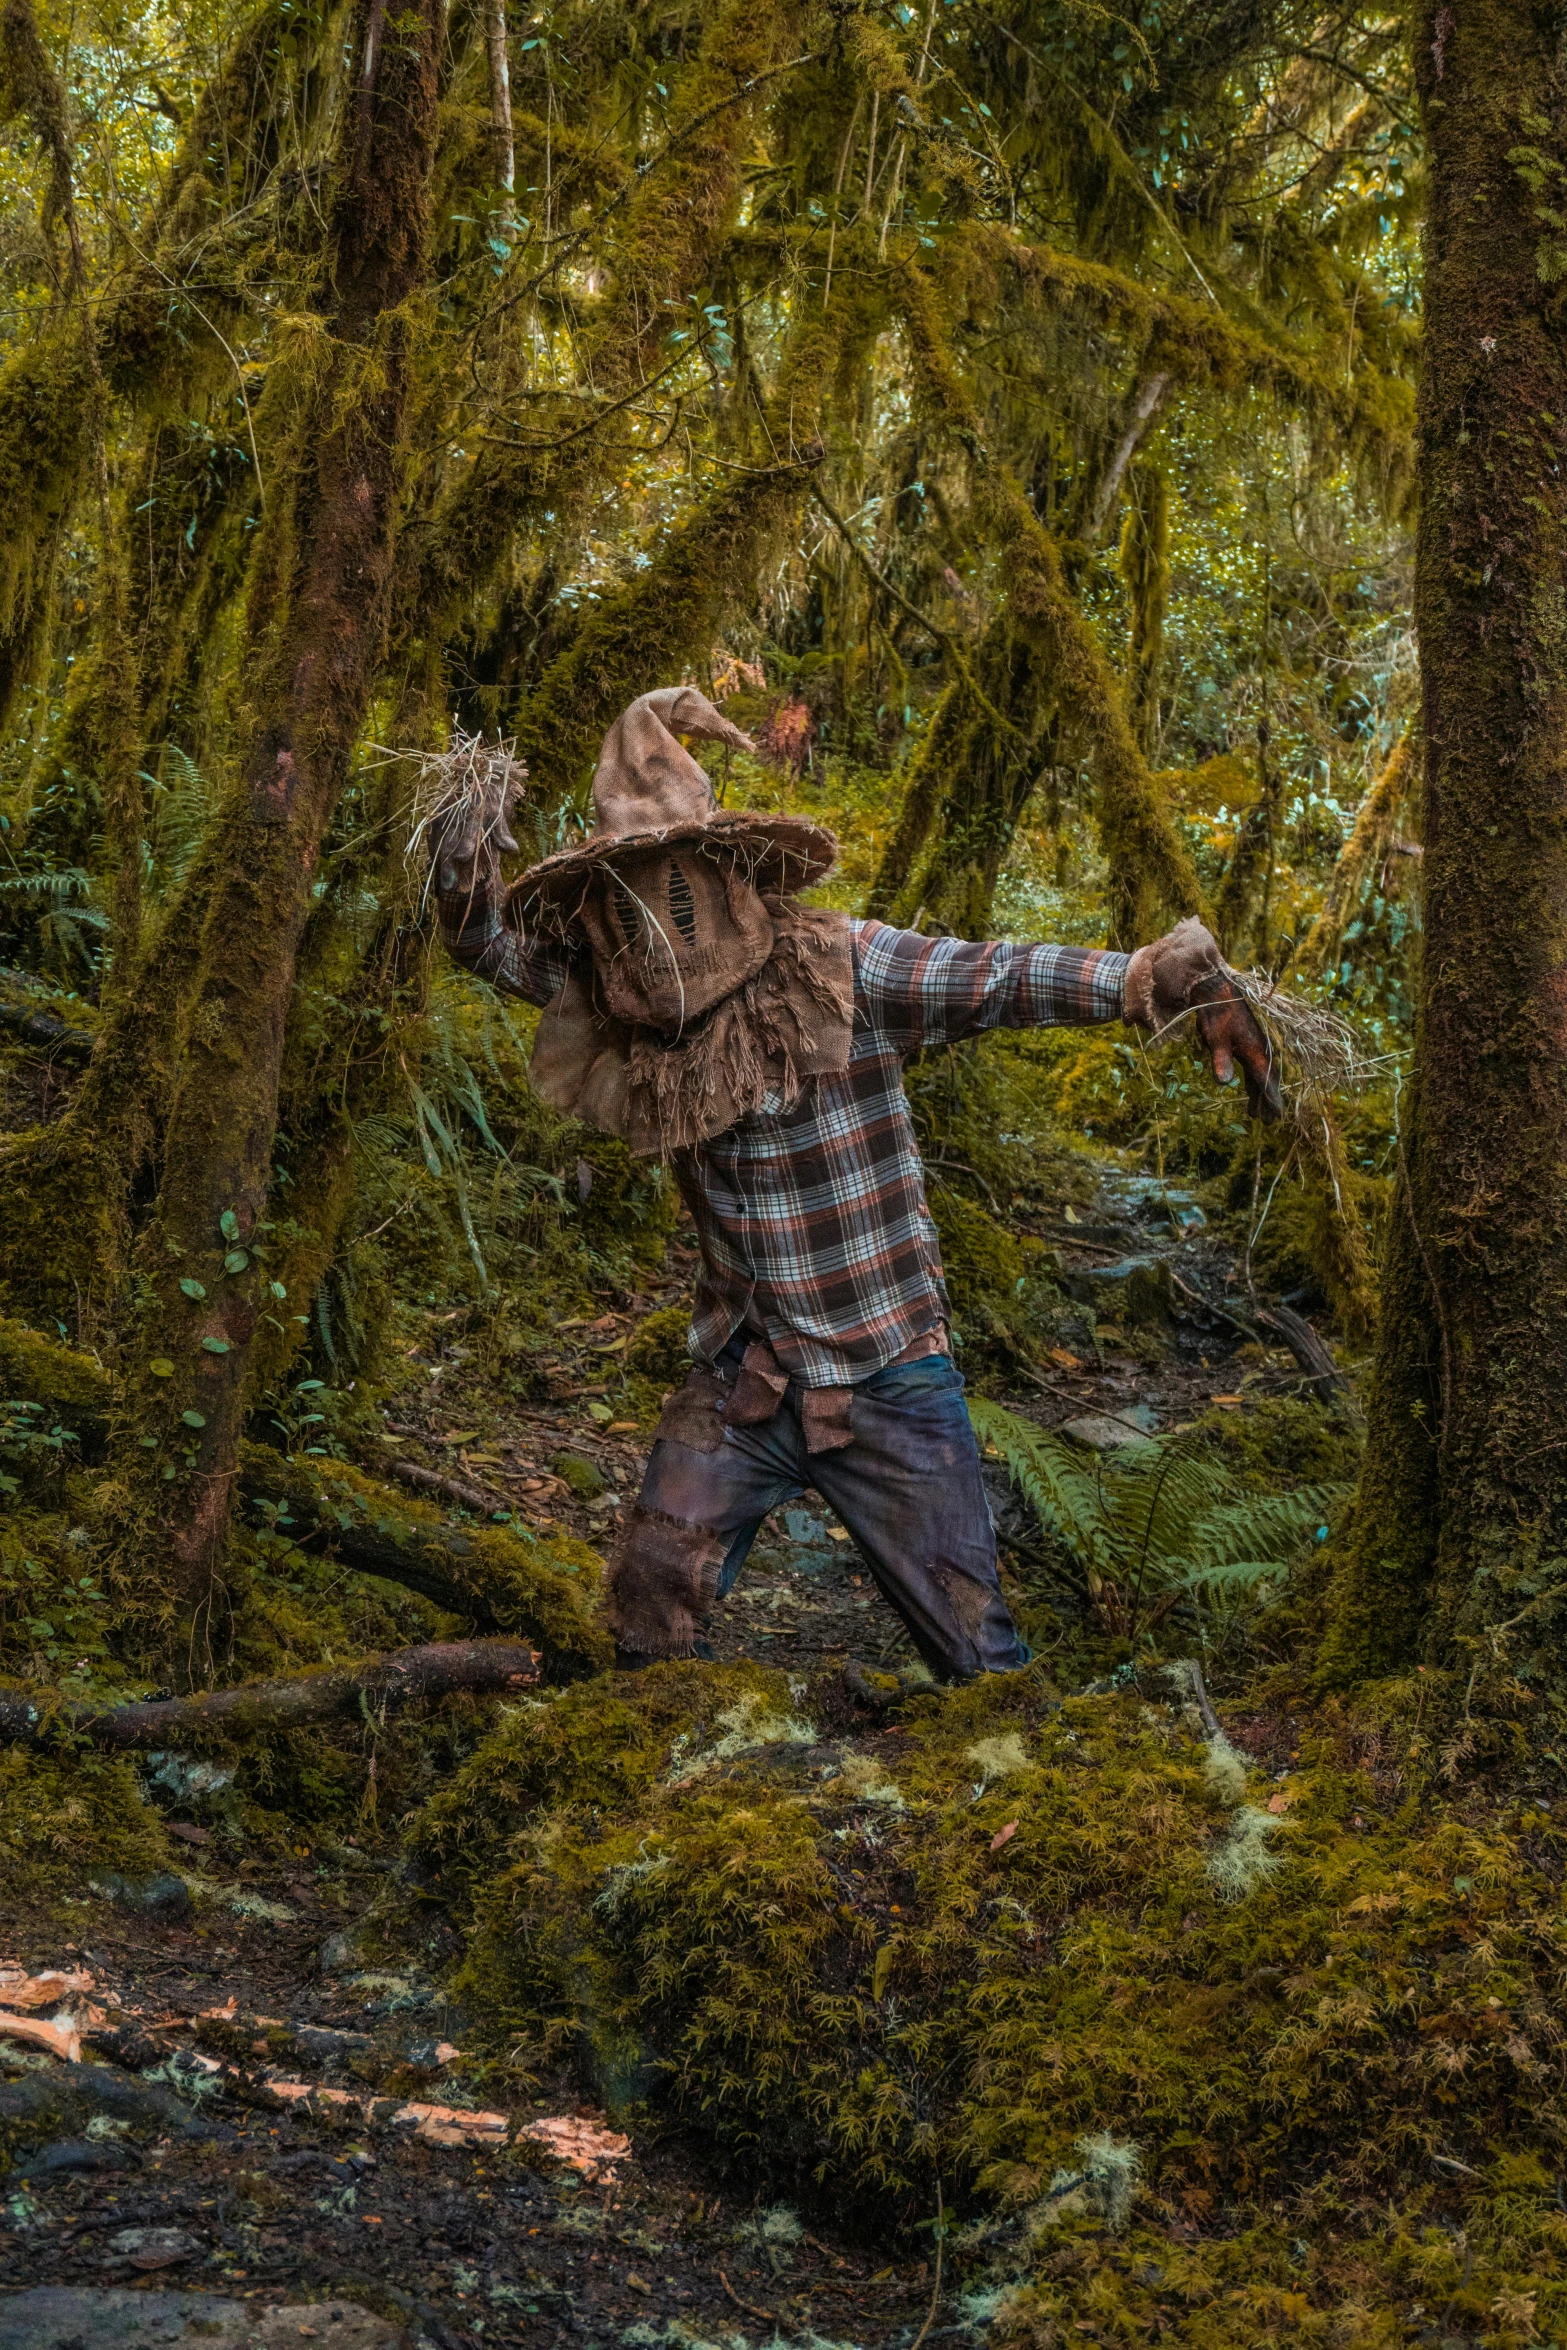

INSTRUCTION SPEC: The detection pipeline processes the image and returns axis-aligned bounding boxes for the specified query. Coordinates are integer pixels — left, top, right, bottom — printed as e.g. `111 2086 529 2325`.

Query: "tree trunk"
1320 0 1567 1684
131 0 442 1632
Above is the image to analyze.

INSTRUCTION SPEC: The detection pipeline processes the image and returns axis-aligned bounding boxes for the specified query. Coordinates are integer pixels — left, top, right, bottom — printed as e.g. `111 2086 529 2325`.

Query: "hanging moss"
1295 730 1416 983
1119 464 1168 757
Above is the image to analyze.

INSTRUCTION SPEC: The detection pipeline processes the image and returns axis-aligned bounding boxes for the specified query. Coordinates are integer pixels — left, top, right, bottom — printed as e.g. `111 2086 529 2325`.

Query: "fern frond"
0 865 91 900
1186 1487 1348 1570
146 747 214 897
968 1398 1110 1568
970 1398 1347 1618
1095 1439 1229 1583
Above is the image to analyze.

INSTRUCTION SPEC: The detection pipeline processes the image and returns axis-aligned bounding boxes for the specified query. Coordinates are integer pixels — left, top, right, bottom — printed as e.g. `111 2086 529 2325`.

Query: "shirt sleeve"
436 871 573 1009
851 918 1130 1053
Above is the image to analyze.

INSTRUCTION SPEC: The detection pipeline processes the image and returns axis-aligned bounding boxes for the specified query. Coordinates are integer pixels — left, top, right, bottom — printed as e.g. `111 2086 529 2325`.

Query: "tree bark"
484 0 514 215
131 0 442 1627
1321 0 1567 1683
0 1639 540 1749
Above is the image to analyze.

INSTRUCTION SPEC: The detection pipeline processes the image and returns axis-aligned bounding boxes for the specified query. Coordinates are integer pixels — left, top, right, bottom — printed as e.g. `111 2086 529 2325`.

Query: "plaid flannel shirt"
440 878 1129 1386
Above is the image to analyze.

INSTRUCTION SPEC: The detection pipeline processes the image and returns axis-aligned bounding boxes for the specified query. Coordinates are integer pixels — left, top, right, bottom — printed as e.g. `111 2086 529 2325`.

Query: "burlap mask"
575 843 774 1033
515 687 853 1156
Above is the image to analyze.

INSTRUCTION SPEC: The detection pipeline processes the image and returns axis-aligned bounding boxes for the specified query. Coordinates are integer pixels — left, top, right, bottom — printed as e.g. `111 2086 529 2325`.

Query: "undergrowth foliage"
970 1398 1347 1648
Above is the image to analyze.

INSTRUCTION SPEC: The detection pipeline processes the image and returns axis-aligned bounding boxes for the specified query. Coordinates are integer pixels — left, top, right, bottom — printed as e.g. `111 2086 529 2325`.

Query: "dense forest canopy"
8 0 1567 2342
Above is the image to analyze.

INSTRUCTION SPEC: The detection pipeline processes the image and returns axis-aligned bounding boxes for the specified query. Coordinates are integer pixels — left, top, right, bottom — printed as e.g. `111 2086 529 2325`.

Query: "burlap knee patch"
606 1503 726 1659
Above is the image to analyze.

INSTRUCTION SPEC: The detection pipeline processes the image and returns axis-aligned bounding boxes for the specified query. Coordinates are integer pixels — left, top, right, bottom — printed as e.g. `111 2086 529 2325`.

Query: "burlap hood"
507 686 835 931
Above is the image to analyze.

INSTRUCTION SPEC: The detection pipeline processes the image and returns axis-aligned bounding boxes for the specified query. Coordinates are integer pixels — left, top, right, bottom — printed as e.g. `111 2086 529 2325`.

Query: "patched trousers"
606 1338 1031 1682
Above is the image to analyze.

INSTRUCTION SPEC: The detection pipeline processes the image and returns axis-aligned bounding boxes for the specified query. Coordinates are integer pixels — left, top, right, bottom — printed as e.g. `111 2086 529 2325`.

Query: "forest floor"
0 1150 1339 2350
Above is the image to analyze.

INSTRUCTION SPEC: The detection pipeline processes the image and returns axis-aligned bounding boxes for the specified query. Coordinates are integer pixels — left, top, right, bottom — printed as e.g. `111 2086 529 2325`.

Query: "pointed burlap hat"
506 685 836 934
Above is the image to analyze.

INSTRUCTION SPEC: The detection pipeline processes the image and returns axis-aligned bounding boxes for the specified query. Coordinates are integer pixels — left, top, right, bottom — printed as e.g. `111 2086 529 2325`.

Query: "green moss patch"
392 1661 1567 2337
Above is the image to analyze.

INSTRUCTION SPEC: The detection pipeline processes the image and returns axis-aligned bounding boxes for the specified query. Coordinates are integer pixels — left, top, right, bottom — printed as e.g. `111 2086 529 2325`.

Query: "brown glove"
425 754 525 899
1123 916 1282 1121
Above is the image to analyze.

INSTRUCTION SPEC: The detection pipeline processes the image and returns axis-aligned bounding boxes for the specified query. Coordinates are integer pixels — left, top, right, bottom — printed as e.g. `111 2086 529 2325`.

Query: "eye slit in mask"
667 861 697 945
611 876 643 945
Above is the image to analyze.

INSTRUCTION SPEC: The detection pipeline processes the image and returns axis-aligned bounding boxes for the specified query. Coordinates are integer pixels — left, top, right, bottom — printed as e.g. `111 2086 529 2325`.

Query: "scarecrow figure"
431 687 1278 1678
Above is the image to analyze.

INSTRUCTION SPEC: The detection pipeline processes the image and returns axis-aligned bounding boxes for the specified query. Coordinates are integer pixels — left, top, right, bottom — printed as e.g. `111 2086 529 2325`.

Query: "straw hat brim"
506 810 838 931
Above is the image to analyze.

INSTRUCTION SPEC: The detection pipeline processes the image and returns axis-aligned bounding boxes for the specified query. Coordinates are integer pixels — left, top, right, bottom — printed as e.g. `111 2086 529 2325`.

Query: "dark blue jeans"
619 1342 1031 1682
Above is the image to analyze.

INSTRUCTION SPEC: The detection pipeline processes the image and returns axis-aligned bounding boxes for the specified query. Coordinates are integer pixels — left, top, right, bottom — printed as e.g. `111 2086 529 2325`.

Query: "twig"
719 2270 775 2322
1179 1658 1224 1742
909 2180 945 2350
391 1459 507 1516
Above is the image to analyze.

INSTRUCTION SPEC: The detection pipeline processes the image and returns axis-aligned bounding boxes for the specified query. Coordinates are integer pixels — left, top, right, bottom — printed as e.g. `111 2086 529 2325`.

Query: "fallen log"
0 1314 610 1677
0 1638 539 1749
0 979 97 1063
239 1446 611 1679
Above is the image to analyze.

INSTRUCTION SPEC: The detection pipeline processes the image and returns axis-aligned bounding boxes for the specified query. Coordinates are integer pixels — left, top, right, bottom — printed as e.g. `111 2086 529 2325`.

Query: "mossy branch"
0 1638 541 1750
1296 730 1416 982
510 447 823 808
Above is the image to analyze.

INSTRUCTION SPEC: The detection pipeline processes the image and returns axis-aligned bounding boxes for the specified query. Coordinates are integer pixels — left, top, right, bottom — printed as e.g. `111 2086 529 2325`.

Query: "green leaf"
181 1410 206 1428
179 1277 207 1300
149 1357 175 1378
588 1401 614 1424
224 1250 250 1275
201 1336 230 1354
220 1209 240 1242
270 1281 287 1300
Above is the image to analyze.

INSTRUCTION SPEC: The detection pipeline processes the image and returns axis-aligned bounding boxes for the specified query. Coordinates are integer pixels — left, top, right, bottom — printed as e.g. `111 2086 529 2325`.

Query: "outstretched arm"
1122 916 1281 1120
852 919 1130 1049
854 915 1280 1120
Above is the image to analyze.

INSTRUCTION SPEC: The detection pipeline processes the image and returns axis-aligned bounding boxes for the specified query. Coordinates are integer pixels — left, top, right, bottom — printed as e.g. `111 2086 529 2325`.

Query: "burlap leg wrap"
606 1504 726 1659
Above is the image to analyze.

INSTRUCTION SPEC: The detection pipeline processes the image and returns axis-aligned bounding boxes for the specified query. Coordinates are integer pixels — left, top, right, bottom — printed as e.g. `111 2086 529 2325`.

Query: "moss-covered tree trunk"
131 0 441 1631
1321 0 1567 1682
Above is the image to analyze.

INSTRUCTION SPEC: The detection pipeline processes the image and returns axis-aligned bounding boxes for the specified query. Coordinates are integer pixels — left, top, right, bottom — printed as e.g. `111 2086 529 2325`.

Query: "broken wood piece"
0 1638 540 1750
1255 1304 1344 1395
0 1966 94 2009
1177 1658 1225 1743
516 2113 630 2179
0 2008 82 2062
391 2100 508 2149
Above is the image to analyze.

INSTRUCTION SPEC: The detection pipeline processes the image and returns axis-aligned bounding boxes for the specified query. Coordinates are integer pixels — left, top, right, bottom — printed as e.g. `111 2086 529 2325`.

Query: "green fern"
0 865 92 899
966 1398 1109 1566
969 1396 1347 1634
145 747 213 898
